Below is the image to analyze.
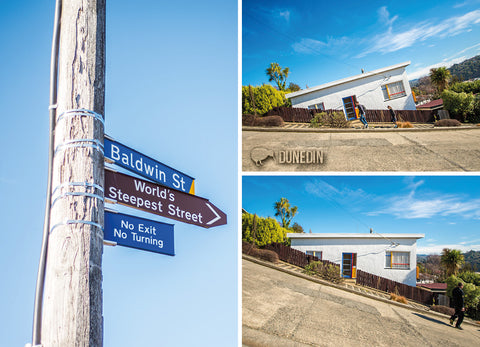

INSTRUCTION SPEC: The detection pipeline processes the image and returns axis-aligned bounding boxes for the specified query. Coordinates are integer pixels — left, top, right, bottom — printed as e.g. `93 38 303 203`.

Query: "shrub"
310 111 348 128
304 261 344 284
254 115 284 127
242 213 290 247
430 305 454 316
396 121 413 128
441 89 474 122
467 95 480 124
434 119 462 127
242 241 279 263
242 114 256 126
390 293 408 304
242 84 289 115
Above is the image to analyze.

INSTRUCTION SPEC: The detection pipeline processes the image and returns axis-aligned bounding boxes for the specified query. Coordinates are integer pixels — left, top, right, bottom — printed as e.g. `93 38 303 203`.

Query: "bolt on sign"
104 210 175 255
104 169 227 229
104 135 195 194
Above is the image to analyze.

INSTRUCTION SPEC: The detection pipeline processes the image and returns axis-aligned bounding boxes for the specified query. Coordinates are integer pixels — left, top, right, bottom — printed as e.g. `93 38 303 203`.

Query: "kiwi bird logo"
250 147 275 166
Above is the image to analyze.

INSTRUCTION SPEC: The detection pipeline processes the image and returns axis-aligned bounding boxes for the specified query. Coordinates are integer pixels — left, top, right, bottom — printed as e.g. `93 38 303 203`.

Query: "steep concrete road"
243 259 480 346
242 127 480 172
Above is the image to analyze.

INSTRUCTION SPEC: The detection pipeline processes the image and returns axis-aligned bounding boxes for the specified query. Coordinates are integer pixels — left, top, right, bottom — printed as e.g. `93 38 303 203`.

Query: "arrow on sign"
104 169 227 228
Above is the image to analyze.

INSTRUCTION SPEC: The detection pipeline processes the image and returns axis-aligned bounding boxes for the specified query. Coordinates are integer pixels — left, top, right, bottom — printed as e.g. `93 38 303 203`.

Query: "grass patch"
390 293 408 304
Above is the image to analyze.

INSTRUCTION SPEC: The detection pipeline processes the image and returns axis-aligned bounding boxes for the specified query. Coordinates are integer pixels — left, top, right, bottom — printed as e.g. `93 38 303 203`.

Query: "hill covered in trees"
448 55 480 81
464 250 480 272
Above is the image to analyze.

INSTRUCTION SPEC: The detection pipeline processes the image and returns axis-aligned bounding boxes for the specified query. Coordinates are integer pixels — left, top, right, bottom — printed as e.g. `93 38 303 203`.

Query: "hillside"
410 54 480 85
418 250 480 272
449 55 480 81
464 250 480 272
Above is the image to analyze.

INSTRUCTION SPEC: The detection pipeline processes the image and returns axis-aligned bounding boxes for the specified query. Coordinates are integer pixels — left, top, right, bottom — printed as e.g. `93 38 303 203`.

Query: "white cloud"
358 9 480 58
278 10 290 23
418 244 480 254
291 36 351 55
369 192 480 220
377 6 398 27
407 56 469 80
292 38 327 54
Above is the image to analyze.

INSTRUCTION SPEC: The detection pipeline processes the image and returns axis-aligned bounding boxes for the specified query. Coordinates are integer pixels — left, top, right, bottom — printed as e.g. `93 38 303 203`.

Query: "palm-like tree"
273 197 298 228
440 248 465 276
430 67 451 93
266 63 290 91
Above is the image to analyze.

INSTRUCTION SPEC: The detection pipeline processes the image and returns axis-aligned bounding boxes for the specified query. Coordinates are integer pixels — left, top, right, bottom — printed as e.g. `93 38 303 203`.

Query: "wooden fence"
366 109 435 123
264 242 338 269
356 269 434 305
263 106 435 123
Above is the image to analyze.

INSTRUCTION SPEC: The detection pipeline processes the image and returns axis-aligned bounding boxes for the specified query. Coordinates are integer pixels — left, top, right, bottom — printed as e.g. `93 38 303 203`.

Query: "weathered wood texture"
42 1 105 346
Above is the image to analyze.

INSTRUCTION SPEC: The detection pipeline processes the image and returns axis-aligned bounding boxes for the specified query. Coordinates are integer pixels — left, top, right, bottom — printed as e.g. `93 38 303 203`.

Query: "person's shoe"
455 326 463 330
450 318 454 325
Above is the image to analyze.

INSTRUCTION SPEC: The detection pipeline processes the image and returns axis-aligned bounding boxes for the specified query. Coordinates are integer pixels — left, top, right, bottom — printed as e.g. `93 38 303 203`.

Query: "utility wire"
31 0 62 345
311 179 400 246
243 12 364 76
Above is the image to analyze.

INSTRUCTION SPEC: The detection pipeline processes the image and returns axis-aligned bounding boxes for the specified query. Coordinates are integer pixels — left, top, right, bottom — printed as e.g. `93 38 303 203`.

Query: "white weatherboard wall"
288 233 424 286
286 62 416 113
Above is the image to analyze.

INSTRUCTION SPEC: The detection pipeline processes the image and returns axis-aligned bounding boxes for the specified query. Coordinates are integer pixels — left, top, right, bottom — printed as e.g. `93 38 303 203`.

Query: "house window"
306 250 322 260
386 251 410 269
308 102 325 111
382 81 406 101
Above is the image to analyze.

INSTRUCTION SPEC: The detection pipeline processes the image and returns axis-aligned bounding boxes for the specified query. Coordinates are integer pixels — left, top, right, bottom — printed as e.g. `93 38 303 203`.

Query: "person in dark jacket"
449 282 465 329
356 101 368 128
387 105 398 128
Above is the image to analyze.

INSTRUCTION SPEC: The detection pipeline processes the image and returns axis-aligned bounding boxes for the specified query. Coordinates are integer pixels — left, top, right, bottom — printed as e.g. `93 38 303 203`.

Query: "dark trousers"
450 307 464 327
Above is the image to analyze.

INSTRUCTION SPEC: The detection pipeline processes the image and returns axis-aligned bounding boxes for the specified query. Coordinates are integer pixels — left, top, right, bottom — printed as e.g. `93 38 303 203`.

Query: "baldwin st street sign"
104 169 227 229
104 210 175 256
104 135 195 194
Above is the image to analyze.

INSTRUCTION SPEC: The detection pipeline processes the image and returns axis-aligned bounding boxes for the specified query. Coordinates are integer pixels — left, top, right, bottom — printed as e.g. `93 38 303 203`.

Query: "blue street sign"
104 135 195 194
104 210 175 256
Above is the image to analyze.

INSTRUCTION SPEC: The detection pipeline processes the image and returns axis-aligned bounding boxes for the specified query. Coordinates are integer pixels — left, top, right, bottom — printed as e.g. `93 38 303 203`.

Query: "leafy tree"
430 67 451 93
242 84 288 115
242 212 289 247
287 82 301 92
459 271 480 287
441 89 474 122
290 222 304 233
446 275 480 309
266 62 290 91
450 80 480 94
441 248 465 277
273 197 298 228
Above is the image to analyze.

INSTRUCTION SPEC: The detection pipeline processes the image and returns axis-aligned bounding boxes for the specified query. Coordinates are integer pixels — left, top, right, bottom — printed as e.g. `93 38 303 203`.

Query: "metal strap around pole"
49 220 103 234
51 182 104 197
56 108 105 125
54 139 104 155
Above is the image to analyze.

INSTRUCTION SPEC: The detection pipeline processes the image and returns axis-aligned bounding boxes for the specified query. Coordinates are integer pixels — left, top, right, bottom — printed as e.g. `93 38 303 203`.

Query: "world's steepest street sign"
104 169 227 229
104 135 195 194
104 210 175 255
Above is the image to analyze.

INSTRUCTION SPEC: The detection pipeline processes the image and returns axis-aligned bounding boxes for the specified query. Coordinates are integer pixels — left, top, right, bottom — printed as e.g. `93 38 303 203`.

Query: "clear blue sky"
243 0 480 88
243 175 480 255
0 1 237 346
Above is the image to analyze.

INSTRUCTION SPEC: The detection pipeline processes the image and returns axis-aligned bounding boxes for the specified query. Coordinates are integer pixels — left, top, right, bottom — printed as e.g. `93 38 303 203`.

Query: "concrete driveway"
243 258 480 346
242 127 480 172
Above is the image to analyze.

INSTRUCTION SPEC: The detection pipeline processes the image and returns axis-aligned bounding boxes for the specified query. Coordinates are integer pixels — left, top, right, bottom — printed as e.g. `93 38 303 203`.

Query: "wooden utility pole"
41 0 105 346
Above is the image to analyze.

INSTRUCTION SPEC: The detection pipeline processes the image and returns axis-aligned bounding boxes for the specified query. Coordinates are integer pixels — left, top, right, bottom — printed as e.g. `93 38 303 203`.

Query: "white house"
285 62 416 120
288 233 424 286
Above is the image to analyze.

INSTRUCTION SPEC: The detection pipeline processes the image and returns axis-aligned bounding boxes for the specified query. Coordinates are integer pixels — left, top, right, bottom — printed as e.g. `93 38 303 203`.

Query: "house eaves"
287 232 424 240
285 61 411 100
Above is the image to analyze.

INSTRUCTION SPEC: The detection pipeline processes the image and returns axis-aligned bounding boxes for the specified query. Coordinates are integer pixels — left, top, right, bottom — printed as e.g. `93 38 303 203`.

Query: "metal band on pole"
56 108 105 125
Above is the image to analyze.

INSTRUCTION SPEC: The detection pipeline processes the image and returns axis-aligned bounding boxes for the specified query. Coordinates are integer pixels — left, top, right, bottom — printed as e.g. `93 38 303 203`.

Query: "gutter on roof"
286 61 411 99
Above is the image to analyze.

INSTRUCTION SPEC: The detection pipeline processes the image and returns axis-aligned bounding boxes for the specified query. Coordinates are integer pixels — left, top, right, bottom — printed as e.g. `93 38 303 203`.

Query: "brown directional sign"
104 169 227 228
